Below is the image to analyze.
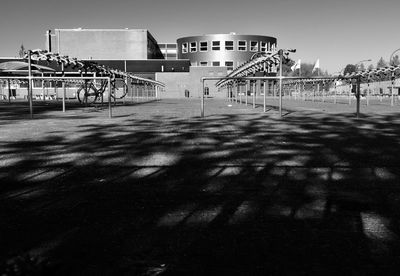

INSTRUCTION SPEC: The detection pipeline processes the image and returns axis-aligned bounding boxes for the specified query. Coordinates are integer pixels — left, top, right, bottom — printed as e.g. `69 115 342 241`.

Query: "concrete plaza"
1 98 400 275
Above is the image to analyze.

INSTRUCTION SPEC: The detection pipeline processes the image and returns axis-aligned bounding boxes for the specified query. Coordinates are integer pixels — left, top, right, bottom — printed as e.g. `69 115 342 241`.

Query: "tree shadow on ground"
0 100 158 124
1 109 400 275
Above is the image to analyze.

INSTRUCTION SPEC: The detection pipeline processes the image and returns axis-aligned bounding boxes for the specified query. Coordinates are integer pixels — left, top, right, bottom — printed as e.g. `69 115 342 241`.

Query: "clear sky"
1 0 399 73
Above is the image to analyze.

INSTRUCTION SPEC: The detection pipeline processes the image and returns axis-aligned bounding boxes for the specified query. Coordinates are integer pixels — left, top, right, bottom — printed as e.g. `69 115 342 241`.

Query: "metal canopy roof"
0 61 55 72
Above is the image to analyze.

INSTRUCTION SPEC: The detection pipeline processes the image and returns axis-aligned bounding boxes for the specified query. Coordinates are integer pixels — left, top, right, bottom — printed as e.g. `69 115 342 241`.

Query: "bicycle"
76 78 128 104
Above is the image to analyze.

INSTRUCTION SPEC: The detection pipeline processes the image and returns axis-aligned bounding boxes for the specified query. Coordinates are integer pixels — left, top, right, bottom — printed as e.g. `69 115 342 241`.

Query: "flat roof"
54 28 148 32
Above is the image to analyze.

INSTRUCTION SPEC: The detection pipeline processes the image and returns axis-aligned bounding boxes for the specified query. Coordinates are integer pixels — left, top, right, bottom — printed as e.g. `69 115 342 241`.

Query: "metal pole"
146 84 149 101
137 84 139 102
131 82 134 103
253 79 256 108
263 80 267 112
356 77 361 118
312 83 315 102
28 50 33 119
0 81 4 100
42 72 45 101
279 50 283 117
334 82 337 104
7 79 11 103
391 73 394 106
124 60 127 104
62 63 66 112
235 82 238 104
366 80 370 106
245 80 248 105
201 79 205 117
239 82 242 104
108 77 112 118
129 80 134 103
349 83 352 105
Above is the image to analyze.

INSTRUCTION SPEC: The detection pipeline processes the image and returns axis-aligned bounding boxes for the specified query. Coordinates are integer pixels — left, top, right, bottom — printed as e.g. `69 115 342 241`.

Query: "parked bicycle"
76 78 128 104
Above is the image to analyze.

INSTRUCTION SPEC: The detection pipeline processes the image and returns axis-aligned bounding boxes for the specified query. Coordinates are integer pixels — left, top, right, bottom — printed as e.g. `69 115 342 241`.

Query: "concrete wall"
156 66 228 98
156 72 190 98
188 66 227 98
53 29 151 60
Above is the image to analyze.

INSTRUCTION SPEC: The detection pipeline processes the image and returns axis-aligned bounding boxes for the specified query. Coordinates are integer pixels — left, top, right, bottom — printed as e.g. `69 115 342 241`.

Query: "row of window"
192 61 234 70
181 40 276 54
158 43 177 49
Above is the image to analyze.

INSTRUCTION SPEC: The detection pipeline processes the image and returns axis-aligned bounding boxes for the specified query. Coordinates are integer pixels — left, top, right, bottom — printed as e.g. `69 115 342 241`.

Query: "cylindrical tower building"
177 33 277 70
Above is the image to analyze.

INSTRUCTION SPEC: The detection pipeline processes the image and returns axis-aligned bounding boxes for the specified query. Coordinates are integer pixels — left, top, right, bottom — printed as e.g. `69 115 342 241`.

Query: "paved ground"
1 98 400 275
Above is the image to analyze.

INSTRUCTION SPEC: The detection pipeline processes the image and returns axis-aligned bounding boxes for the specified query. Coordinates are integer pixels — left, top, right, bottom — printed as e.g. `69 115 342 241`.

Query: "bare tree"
18 44 25 58
390 55 400 66
377 57 388 68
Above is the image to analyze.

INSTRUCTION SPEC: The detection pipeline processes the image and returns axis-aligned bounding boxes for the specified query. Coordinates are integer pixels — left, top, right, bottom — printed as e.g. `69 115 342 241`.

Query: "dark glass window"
238 40 247 51
225 41 234 51
250 41 258 52
200 41 208 52
182 43 188 53
225 61 234 70
190 42 197 52
212 41 220 51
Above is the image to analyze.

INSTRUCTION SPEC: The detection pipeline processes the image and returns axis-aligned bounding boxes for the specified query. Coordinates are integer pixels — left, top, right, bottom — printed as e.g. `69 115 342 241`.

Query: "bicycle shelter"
0 49 166 119
200 49 400 118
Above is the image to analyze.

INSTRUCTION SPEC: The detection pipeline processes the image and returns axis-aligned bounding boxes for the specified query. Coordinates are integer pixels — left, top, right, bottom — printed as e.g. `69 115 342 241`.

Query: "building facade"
158 43 178 60
48 29 164 60
20 29 278 99
177 33 277 70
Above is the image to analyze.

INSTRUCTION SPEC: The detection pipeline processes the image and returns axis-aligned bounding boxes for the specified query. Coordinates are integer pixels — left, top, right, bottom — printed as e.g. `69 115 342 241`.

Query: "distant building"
158 43 178 60
48 29 164 60
177 33 277 70
0 29 279 99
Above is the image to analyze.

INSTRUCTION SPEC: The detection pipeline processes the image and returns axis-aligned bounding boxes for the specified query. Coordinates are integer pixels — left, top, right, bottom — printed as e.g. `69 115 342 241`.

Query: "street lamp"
389 48 400 66
355 59 372 70
277 48 296 117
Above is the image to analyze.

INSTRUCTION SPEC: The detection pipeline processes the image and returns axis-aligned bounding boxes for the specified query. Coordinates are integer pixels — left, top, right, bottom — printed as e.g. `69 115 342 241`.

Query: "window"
182 42 188 53
212 41 220 51
212 61 220 66
260 41 267 52
225 41 234 51
166 43 177 49
250 41 258 52
200 41 208 52
190 42 197 52
238 40 247 51
225 61 234 71
166 53 177 59
200 61 208 66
